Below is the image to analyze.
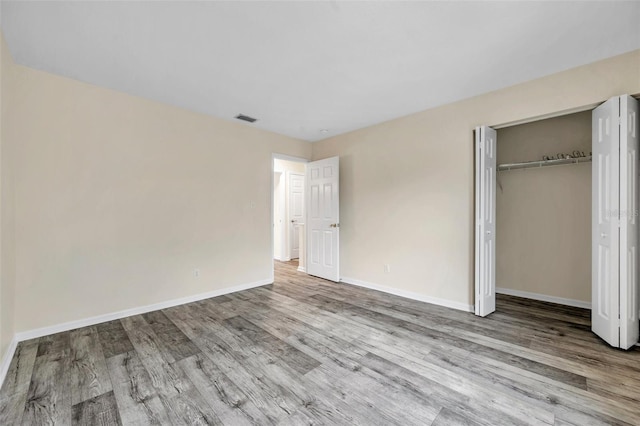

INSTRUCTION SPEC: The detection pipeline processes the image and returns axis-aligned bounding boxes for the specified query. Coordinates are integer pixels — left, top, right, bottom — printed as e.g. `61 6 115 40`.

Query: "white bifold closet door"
592 97 622 347
620 95 639 349
475 126 497 317
593 95 639 349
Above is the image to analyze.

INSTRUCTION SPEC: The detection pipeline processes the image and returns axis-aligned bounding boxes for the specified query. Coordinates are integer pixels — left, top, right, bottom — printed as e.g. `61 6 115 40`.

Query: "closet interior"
495 111 592 310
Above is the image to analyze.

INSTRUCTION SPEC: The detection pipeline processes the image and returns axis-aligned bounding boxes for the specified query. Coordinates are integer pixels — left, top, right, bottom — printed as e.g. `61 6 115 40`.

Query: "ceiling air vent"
235 114 257 123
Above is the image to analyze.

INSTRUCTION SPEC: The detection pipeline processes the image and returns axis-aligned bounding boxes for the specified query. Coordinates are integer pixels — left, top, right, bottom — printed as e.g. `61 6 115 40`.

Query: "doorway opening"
496 111 592 310
270 154 341 284
272 155 307 274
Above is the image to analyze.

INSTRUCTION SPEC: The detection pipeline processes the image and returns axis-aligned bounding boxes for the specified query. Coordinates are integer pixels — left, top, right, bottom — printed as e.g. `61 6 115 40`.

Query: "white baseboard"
496 287 591 309
14 278 273 342
340 276 474 313
297 266 306 273
0 336 18 390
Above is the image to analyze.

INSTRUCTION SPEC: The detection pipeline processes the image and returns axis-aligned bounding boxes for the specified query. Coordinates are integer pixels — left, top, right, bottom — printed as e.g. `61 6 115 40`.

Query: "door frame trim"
485 93 639 131
474 98 611 316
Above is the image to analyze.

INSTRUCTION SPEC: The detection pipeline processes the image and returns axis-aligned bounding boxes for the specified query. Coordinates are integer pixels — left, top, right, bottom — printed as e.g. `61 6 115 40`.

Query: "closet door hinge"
618 313 622 329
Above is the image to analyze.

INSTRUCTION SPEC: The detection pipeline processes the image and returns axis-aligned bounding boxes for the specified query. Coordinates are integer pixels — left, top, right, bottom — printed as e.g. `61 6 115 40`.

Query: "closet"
475 94 640 350
496 111 591 309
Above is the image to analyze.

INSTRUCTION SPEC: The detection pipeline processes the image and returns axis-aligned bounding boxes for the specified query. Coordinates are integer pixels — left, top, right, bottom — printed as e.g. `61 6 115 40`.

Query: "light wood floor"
1 261 639 425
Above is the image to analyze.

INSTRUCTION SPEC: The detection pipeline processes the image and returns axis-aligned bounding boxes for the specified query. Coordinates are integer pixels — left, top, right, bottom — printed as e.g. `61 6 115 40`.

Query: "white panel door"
592 97 621 347
620 95 639 349
475 126 497 317
306 156 339 282
289 172 305 260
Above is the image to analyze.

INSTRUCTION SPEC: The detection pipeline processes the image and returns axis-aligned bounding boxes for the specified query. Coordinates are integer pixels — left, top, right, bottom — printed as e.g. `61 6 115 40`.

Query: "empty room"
1 1 640 425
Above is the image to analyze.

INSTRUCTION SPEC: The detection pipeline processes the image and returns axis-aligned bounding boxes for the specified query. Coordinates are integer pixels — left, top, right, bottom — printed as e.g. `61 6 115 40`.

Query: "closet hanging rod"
498 155 592 172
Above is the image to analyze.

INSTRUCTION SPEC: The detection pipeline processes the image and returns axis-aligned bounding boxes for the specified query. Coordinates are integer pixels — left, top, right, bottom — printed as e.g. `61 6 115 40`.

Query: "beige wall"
2 40 639 339
496 112 591 303
0 32 16 359
312 49 640 309
11 63 311 333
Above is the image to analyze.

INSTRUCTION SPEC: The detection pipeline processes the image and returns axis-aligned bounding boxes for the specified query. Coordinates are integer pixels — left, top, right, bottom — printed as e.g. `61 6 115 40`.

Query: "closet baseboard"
496 287 590 309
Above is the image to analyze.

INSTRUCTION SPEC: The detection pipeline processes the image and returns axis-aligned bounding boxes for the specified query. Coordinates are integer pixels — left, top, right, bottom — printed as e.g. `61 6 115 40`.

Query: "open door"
620 95 639 349
592 95 639 349
306 156 339 282
289 172 305 260
475 126 497 317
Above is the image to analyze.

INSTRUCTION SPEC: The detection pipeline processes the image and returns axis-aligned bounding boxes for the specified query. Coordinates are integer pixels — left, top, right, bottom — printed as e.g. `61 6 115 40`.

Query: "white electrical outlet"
194 269 200 278
384 264 391 273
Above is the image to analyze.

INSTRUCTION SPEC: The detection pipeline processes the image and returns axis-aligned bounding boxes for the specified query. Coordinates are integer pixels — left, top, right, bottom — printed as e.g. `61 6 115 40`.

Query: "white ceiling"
2 1 639 142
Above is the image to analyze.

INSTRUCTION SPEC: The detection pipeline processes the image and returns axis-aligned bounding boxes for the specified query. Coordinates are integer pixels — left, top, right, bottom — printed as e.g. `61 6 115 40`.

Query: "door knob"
486 230 491 235
329 223 340 228
601 232 607 238
291 220 297 223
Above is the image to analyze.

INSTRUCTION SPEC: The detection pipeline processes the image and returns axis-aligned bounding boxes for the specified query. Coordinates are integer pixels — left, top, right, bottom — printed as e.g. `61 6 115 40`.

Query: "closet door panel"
592 97 620 347
620 95 639 349
475 126 496 317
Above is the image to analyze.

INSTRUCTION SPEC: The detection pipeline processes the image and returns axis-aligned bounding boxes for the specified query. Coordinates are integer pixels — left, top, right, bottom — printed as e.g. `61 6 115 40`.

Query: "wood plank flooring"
1 260 639 425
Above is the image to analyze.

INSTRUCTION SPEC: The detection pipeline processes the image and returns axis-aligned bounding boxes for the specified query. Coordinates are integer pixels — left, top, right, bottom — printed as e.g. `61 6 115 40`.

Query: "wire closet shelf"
497 155 592 172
